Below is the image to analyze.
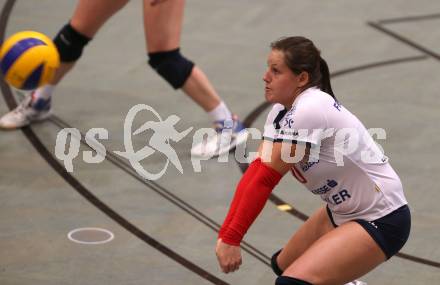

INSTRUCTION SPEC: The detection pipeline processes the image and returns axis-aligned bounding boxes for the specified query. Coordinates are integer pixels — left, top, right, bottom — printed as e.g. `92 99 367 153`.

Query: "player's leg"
143 0 220 111
278 221 386 285
0 0 129 129
143 0 246 157
271 206 335 275
51 0 130 84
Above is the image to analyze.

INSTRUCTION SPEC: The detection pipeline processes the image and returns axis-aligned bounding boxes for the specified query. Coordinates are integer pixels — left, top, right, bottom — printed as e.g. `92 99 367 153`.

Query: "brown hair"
270 36 336 99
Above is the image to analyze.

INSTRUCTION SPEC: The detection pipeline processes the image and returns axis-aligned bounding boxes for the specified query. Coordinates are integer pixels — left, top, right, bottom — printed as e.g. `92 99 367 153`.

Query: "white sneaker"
190 115 248 158
345 280 367 285
0 93 52 129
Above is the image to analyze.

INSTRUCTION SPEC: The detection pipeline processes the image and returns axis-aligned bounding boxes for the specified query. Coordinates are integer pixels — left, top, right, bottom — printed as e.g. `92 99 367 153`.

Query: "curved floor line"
0 1 230 284
240 55 440 268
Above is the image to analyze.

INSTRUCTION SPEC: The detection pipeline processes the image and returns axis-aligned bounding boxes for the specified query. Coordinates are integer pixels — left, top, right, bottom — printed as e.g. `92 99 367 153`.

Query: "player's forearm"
220 160 282 245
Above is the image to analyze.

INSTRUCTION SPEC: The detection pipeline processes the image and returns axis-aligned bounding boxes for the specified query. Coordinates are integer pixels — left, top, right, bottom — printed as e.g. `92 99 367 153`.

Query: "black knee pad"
271 249 284 276
53 23 91 62
275 276 313 285
148 48 194 89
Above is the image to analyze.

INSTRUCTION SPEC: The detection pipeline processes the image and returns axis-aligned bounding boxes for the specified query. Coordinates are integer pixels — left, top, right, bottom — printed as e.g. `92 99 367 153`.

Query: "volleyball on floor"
0 31 59 90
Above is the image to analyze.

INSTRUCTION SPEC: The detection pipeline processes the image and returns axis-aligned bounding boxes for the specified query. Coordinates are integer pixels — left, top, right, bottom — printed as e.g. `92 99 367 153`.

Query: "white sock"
32 84 54 101
208 101 232 123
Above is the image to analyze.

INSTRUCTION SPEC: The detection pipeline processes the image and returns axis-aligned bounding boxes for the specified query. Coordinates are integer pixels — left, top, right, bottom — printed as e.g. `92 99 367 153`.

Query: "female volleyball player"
0 0 245 157
215 36 411 285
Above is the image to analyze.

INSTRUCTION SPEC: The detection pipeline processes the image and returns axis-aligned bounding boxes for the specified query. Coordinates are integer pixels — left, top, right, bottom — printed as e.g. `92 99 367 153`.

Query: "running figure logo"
115 104 193 180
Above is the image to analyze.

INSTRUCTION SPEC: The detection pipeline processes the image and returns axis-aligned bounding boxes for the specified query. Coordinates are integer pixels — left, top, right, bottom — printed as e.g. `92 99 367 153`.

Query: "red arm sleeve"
218 158 261 237
219 159 282 246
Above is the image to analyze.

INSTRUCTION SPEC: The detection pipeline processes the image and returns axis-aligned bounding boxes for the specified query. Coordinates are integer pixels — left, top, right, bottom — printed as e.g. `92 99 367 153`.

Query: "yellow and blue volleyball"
0 31 60 90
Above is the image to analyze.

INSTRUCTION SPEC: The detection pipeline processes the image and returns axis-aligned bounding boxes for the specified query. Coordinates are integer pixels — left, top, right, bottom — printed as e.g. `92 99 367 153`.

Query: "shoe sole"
0 112 52 130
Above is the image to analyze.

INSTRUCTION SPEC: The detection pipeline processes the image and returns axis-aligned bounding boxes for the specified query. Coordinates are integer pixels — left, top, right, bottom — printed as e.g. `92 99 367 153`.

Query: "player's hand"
215 238 242 273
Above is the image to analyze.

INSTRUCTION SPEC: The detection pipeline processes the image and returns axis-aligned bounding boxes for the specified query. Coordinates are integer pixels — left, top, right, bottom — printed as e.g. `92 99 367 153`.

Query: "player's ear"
297 71 309 88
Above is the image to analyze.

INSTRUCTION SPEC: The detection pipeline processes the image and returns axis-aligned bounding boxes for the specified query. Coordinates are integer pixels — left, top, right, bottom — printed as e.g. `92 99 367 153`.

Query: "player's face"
263 49 307 108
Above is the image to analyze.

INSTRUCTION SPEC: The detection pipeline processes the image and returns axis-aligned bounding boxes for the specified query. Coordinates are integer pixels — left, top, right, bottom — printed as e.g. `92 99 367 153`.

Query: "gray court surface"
1 0 439 284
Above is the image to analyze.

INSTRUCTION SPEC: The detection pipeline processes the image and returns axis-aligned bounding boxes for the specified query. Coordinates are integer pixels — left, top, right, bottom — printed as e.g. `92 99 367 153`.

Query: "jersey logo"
279 129 299 136
283 106 296 128
283 117 294 128
299 160 319 172
325 189 352 205
311 179 338 195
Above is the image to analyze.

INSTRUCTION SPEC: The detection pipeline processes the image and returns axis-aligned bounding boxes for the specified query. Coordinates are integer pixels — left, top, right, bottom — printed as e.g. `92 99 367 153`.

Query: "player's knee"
148 48 194 89
271 249 284 276
53 23 91 62
275 276 314 285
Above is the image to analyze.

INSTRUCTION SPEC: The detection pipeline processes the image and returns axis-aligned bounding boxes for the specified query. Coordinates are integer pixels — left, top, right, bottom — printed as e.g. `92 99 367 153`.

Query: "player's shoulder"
296 87 334 108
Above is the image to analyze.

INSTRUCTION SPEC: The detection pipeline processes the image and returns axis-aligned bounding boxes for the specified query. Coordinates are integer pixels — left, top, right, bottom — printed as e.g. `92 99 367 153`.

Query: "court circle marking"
67 227 114 245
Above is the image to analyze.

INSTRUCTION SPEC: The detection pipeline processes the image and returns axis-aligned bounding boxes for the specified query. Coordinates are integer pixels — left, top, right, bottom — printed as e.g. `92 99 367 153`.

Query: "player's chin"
264 91 275 103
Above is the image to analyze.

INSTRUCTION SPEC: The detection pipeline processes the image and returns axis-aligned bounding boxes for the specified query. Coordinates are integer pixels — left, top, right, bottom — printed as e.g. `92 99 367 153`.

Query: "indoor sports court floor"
1 0 439 284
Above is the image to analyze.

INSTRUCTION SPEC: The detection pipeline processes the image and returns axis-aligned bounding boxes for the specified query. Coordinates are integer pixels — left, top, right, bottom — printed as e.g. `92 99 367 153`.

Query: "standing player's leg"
0 0 129 129
144 0 222 112
51 0 130 84
143 0 246 157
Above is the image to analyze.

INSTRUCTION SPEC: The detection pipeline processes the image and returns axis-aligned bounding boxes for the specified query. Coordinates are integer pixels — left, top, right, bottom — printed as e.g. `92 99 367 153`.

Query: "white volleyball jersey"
263 87 407 225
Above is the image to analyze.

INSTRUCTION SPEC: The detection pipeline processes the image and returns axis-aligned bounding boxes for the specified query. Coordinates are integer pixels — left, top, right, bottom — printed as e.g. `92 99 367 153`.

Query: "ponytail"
319 57 336 100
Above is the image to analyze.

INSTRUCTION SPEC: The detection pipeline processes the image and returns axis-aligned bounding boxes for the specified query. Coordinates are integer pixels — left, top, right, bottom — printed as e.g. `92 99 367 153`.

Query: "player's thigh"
70 0 129 38
284 221 386 285
277 206 334 271
143 0 185 52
